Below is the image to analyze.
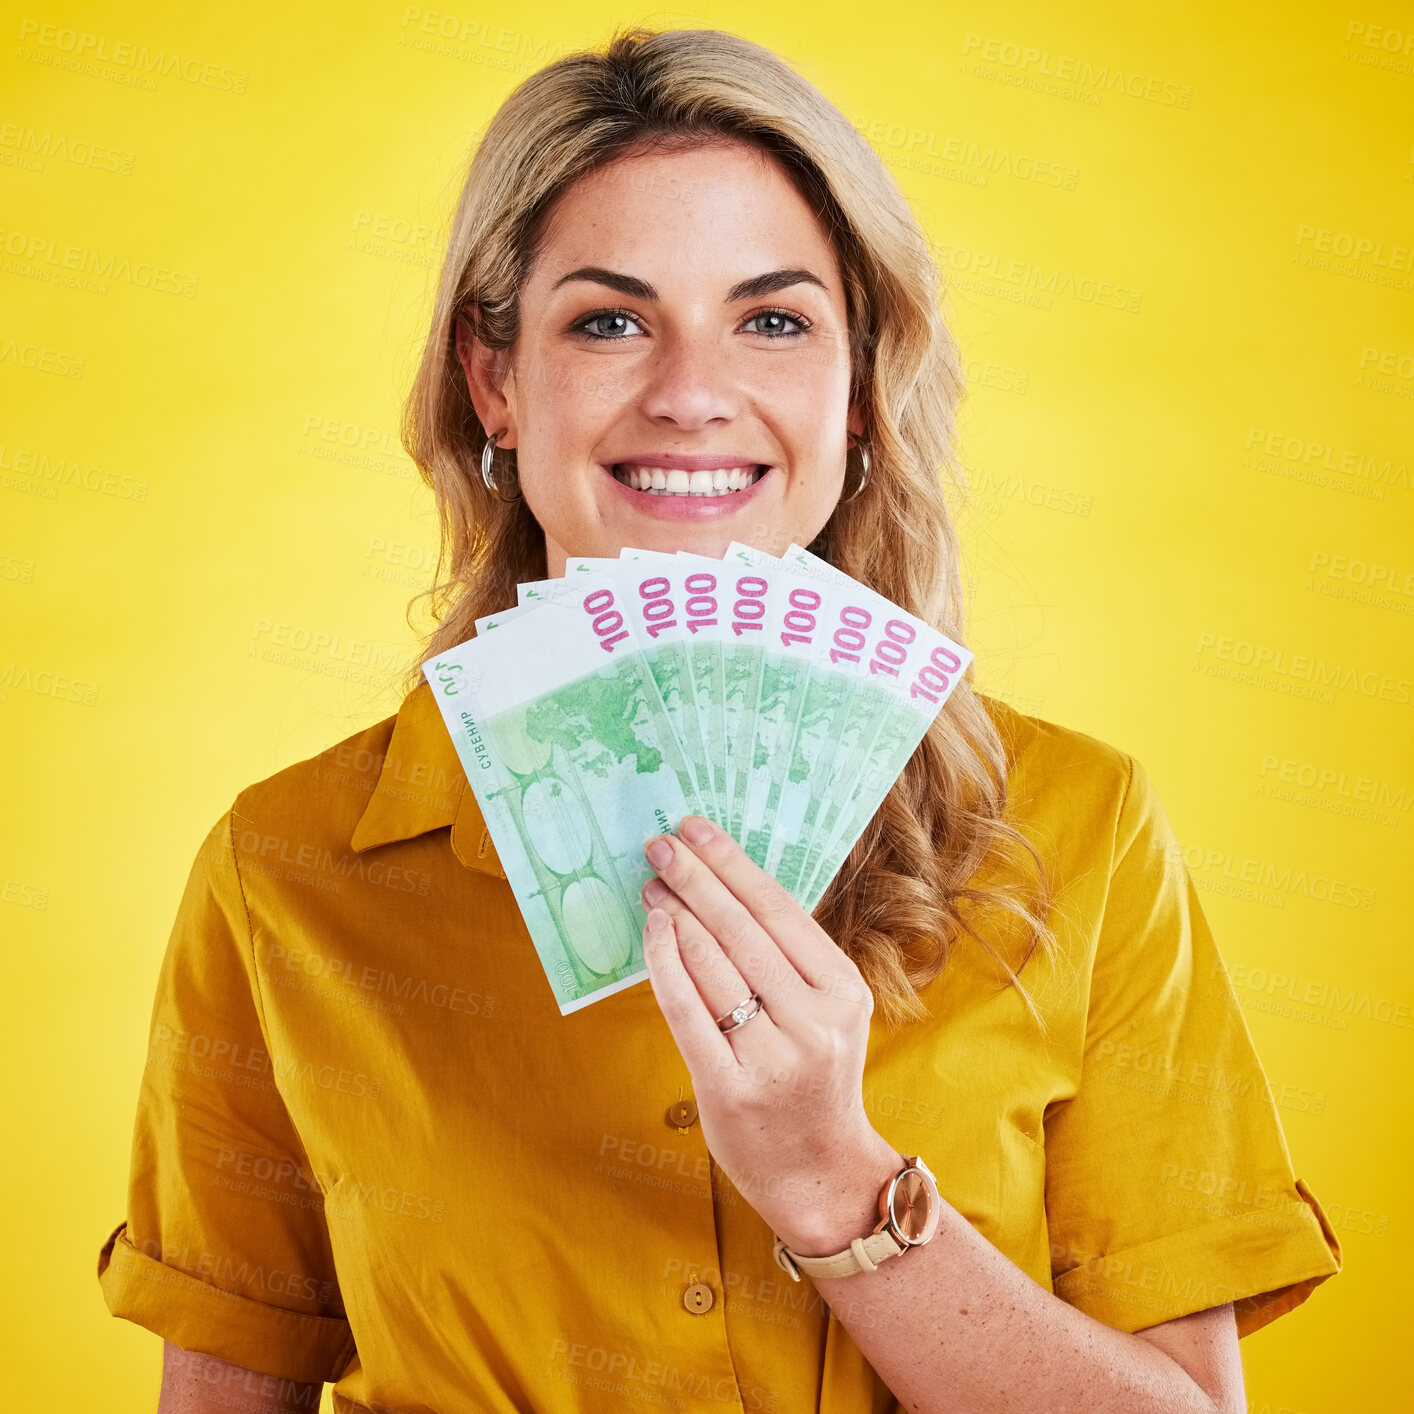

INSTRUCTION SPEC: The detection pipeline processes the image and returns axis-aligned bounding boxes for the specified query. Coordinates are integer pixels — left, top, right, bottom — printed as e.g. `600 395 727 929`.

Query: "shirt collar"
349 680 505 879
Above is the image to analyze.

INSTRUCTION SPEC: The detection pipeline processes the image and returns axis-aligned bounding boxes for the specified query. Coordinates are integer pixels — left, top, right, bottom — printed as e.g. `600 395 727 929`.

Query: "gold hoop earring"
842 437 871 502
480 428 522 502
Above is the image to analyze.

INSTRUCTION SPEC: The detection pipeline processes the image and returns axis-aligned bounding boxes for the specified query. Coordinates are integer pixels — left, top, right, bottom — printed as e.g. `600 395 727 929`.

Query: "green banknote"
718 548 776 844
424 577 705 1013
426 548 971 1011
729 552 852 886
796 683 944 912
604 551 717 822
673 552 730 828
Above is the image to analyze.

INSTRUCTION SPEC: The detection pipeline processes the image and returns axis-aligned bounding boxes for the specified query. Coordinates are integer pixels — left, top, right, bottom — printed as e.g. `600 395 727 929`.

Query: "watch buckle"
771 1235 803 1282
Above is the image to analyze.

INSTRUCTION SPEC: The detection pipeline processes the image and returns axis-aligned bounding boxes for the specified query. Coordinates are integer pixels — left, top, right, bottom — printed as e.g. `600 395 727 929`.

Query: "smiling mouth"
611 464 769 497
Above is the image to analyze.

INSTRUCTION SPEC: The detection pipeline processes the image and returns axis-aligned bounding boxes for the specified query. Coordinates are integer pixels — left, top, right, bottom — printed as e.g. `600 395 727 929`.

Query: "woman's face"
455 139 864 575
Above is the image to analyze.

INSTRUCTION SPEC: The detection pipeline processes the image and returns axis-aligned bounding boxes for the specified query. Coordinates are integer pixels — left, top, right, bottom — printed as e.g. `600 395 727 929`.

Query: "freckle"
958 1307 969 1316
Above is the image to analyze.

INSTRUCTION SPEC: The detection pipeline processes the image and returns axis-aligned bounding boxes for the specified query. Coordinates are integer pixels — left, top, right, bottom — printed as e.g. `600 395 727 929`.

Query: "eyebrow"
549 266 829 303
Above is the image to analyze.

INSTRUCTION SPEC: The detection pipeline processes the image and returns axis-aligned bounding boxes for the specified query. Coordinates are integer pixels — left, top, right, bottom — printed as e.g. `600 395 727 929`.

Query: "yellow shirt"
97 683 1341 1411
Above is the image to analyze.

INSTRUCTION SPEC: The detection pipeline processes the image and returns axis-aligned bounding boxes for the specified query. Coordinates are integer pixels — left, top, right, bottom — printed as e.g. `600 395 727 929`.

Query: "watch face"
890 1167 940 1244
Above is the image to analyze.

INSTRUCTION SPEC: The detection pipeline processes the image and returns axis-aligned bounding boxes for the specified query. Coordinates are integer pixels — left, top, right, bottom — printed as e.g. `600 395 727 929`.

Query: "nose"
635 324 743 429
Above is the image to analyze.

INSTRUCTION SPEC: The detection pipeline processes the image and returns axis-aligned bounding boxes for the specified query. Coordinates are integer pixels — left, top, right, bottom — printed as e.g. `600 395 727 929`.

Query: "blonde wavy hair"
397 25 1059 1029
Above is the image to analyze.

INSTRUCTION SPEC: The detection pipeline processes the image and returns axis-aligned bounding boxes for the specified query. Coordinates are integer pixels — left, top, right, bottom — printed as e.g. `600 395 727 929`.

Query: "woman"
99 26 1340 1414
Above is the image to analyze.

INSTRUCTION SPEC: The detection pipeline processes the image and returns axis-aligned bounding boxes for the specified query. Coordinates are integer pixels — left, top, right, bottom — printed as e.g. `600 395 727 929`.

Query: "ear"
846 400 867 441
453 306 519 449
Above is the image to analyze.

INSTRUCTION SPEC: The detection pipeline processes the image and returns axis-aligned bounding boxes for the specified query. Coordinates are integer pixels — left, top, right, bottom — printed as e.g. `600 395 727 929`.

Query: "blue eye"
570 306 812 342
573 310 645 341
742 309 810 338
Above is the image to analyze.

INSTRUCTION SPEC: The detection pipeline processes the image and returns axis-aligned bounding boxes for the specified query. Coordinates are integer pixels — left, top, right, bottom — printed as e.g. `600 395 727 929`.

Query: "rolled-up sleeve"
1043 755 1342 1337
97 807 355 1383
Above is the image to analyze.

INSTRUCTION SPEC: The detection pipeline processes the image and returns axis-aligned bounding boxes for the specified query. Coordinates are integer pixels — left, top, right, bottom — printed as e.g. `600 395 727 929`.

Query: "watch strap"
772 1228 905 1281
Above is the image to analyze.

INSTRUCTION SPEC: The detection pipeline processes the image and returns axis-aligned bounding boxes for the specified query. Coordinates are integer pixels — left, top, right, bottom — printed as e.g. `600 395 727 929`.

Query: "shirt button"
683 1282 714 1315
666 1099 698 1128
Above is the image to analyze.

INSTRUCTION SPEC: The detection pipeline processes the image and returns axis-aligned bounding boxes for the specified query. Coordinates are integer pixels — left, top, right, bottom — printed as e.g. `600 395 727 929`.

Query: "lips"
611 464 768 498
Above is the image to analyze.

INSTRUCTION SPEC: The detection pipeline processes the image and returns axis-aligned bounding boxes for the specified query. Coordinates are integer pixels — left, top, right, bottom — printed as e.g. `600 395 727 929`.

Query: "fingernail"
646 908 672 936
679 815 713 845
642 878 670 907
645 837 673 869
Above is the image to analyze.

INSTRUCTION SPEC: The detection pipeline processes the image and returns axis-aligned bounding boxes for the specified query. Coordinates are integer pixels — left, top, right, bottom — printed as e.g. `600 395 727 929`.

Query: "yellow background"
3 2 1409 1409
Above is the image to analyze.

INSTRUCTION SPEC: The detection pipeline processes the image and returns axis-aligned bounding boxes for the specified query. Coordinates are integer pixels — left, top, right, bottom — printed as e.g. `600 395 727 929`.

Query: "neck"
544 534 568 579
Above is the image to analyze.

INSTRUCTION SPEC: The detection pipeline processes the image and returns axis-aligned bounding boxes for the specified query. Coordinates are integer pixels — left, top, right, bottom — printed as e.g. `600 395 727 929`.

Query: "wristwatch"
772 1154 941 1281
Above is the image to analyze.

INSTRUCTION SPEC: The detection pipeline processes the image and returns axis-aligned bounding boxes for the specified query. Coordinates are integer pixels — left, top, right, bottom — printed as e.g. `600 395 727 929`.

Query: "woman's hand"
639 814 902 1255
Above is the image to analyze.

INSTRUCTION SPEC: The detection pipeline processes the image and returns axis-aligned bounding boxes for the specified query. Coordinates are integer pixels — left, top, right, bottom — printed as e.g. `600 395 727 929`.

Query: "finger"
642 841 803 1010
641 907 736 1073
645 820 839 997
642 879 778 1039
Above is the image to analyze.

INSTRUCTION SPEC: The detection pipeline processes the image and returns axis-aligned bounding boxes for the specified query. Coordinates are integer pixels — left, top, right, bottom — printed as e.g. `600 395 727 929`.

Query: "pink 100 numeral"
868 618 917 677
910 644 964 703
583 587 630 653
731 573 768 636
828 604 873 665
780 585 821 646
683 572 718 633
636 575 677 639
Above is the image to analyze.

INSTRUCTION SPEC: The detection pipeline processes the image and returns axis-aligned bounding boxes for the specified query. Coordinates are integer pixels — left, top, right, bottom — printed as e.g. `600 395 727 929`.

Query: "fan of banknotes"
422 541 972 1014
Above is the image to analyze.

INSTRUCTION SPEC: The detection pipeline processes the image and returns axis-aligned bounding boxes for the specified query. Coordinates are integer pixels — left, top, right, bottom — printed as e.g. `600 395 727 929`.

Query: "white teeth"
614 464 765 497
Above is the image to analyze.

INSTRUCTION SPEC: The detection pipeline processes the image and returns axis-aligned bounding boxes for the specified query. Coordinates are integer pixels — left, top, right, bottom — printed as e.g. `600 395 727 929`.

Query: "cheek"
516 461 601 561
518 349 636 458
765 354 851 439
774 387 848 488
511 358 610 508
522 340 637 424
